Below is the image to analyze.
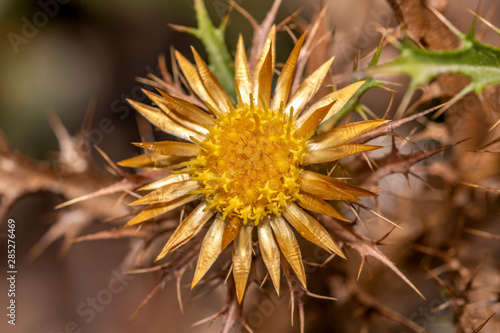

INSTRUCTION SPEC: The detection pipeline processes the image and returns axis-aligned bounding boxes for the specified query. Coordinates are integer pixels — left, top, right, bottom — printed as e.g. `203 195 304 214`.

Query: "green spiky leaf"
371 11 500 117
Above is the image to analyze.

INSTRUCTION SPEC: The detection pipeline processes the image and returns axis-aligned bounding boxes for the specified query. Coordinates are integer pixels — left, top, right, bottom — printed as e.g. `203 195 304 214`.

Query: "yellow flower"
119 29 386 303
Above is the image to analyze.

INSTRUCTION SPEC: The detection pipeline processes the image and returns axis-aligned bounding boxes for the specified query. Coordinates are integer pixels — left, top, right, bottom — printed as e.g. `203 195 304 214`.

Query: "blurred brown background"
0 0 499 332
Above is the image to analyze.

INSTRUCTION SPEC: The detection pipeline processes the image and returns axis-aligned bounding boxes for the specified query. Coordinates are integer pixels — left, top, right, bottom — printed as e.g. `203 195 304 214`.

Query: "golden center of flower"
189 102 307 224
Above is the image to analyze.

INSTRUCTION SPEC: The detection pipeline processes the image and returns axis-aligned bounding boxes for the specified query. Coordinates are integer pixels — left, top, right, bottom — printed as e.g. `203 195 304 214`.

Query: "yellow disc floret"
188 102 307 225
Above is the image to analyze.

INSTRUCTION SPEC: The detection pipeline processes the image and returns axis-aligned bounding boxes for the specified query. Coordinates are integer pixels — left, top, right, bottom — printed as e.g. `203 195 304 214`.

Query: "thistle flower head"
120 28 386 303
